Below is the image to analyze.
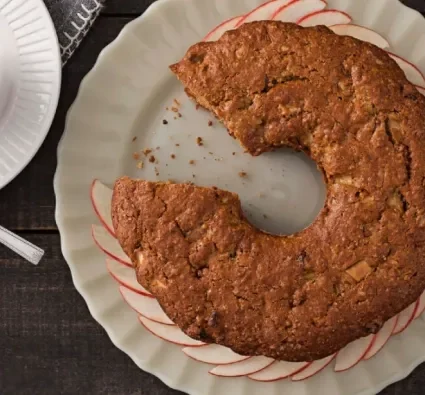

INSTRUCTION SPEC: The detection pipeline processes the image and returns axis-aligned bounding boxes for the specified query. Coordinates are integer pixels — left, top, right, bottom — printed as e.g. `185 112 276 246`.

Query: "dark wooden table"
1 0 425 393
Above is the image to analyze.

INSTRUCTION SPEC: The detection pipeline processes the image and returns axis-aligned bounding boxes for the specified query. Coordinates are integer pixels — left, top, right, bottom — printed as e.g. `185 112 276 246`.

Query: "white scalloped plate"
0 0 61 190
55 1 425 394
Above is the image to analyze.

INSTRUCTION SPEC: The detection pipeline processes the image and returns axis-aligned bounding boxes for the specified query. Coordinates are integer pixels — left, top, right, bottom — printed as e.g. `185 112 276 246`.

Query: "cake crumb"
143 148 152 156
208 120 213 127
149 155 156 163
173 98 181 106
239 171 247 178
175 143 180 147
171 106 179 113
165 107 169 111
192 174 196 178
162 119 168 125
137 161 144 169
133 152 140 160
189 160 195 165
132 136 137 142
171 154 176 159
154 167 160 176
196 137 203 146
178 112 182 118
232 152 236 156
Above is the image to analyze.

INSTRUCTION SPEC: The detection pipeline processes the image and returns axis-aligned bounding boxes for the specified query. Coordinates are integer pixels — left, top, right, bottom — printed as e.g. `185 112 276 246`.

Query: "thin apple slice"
92 224 132 267
236 0 293 26
106 258 152 297
203 15 243 42
183 344 250 365
387 53 425 87
139 316 205 347
90 179 115 236
413 290 425 319
329 24 390 49
298 9 352 27
334 334 374 372
209 356 274 377
120 286 173 325
392 301 419 335
272 0 327 22
416 85 425 96
363 316 398 360
291 354 336 381
249 360 310 382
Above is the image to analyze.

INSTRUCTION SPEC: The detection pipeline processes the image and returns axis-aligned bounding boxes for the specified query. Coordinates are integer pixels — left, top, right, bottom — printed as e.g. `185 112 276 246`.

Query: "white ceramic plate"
55 0 425 394
0 0 61 190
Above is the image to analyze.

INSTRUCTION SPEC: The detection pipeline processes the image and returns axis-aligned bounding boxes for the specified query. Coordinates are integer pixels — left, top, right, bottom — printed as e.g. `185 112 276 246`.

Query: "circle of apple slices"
91 5 425 367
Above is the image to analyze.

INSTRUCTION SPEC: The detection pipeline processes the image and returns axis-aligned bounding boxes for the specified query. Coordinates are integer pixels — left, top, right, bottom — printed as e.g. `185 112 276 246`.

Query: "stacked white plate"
0 0 61 190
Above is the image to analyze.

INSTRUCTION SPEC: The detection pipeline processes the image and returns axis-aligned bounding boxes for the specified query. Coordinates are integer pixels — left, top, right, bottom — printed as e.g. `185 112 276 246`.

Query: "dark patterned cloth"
43 0 105 65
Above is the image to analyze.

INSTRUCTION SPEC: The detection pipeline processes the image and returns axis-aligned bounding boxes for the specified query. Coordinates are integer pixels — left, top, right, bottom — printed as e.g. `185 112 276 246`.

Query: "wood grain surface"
1 0 425 393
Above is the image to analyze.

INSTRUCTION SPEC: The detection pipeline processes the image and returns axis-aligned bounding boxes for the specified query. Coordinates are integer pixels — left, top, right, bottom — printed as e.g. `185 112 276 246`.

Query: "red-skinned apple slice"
416 85 425 96
209 356 274 377
249 360 310 382
291 354 336 381
413 291 425 320
236 0 293 26
139 316 205 347
329 24 390 49
203 15 243 42
183 344 250 365
298 9 352 27
106 258 152 297
392 301 419 335
92 225 132 267
334 334 375 372
90 179 115 237
119 286 173 325
272 0 327 22
387 52 425 87
363 316 398 360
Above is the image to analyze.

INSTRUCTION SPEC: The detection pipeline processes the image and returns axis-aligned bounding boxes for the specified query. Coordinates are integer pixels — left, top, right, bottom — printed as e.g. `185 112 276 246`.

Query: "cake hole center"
241 149 326 236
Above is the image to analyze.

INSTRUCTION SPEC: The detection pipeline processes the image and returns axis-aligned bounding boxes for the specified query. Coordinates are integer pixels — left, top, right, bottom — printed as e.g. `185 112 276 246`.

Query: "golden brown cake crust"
113 21 425 362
